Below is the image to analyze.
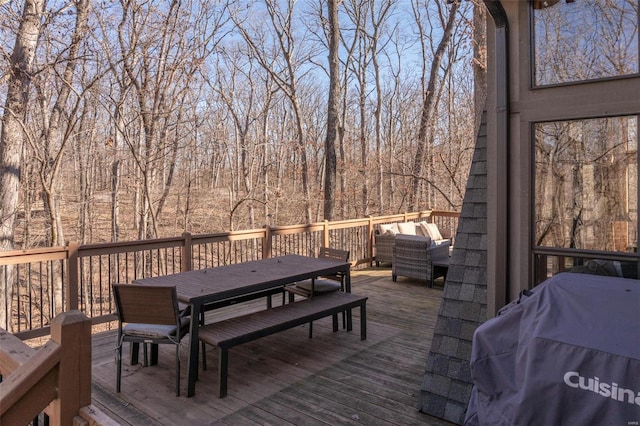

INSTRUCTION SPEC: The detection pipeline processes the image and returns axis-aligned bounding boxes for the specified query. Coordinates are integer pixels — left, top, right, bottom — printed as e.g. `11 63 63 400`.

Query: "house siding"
420 111 488 425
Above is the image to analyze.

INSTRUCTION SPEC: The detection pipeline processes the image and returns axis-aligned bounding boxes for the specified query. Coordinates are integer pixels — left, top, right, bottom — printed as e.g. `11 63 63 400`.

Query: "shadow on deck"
90 268 455 425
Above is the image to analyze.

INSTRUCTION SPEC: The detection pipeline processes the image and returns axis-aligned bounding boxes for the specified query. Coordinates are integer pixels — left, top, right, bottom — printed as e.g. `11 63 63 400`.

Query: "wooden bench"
199 291 368 397
141 287 284 367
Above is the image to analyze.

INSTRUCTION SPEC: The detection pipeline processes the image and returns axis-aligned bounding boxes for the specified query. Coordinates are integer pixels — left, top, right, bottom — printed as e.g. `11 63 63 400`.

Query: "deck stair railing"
0 310 116 425
1 210 459 339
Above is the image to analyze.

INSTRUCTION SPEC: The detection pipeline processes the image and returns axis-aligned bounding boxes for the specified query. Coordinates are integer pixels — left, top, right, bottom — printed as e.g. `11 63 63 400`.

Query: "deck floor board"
90 268 454 425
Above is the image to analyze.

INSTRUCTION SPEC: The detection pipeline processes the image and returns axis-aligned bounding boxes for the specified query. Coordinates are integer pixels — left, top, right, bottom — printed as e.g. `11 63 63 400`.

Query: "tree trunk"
473 2 488 133
324 0 340 221
0 0 45 330
358 62 368 218
410 1 458 211
111 107 124 242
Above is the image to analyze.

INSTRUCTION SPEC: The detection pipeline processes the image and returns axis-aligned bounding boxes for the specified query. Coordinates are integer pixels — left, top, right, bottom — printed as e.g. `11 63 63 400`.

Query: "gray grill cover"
465 273 640 425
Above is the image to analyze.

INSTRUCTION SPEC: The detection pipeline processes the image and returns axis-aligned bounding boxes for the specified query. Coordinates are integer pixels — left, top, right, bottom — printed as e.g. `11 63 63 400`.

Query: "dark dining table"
134 254 351 397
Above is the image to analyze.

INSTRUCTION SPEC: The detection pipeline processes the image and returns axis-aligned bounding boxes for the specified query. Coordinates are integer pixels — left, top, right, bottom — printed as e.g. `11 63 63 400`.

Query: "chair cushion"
432 238 449 247
422 222 443 240
124 323 178 338
418 222 430 238
379 223 398 235
295 279 341 293
397 222 417 235
123 317 190 338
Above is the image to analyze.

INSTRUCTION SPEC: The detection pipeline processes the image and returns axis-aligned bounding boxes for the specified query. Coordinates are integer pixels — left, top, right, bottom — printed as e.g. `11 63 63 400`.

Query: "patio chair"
374 221 451 267
392 234 450 286
374 231 396 266
112 283 190 396
285 247 350 336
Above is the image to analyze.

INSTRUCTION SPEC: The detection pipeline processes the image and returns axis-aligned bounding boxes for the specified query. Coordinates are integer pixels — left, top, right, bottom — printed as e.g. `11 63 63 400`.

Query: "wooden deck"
89 268 455 425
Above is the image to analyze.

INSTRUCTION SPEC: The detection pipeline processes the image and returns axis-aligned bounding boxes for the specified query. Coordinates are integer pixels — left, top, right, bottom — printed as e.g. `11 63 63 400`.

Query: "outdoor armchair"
112 283 190 396
375 221 450 266
374 232 396 266
392 234 450 285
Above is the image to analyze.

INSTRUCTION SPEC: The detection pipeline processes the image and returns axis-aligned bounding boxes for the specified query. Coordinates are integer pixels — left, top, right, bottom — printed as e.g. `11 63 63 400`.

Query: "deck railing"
0 310 102 425
533 246 639 285
1 210 459 339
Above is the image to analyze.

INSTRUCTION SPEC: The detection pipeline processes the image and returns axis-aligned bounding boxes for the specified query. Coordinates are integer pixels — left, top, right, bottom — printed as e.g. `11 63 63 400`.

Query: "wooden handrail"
0 311 91 426
1 342 61 423
0 329 33 373
0 210 448 265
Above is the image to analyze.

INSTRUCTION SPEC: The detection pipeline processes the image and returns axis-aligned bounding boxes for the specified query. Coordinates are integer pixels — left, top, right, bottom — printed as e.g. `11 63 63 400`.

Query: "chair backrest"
112 284 179 325
318 247 350 263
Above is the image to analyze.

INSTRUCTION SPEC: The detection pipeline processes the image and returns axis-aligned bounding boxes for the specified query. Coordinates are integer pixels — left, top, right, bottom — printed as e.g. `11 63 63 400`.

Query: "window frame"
529 0 640 89
523 1 640 284
530 115 640 283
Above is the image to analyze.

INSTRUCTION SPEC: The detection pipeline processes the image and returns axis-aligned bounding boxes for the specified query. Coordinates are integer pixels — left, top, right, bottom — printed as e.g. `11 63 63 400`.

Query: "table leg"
360 303 367 340
149 344 159 365
345 269 353 330
130 342 140 365
186 302 202 397
430 265 435 288
218 347 228 398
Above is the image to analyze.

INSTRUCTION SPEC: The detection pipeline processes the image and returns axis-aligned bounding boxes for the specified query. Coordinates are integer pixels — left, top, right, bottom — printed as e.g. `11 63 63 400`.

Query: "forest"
0 0 484 252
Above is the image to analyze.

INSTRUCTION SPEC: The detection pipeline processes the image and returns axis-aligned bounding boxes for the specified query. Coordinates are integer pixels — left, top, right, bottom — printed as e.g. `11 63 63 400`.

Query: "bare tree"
0 0 482 268
314 0 395 218
342 0 372 218
368 1 395 216
207 49 264 230
25 0 92 318
307 0 356 218
323 0 340 220
116 0 228 240
29 0 91 249
231 0 317 223
473 0 487 132
0 0 44 330
410 0 459 211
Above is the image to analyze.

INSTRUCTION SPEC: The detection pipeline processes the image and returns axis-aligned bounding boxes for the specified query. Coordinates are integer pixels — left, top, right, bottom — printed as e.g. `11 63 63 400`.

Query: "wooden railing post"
323 220 330 247
47 310 91 426
263 226 272 259
367 216 374 267
182 232 193 272
67 242 79 311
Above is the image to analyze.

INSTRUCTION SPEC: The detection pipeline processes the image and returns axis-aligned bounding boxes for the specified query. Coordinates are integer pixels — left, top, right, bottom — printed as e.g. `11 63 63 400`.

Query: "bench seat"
137 287 285 367
199 291 368 397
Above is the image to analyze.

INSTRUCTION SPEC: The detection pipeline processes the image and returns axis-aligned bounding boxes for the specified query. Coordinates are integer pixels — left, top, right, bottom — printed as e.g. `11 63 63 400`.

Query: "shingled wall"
419 111 488 424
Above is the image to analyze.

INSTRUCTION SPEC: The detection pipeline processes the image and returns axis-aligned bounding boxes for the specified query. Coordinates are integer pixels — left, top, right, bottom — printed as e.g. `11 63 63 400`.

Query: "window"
532 0 639 86
535 116 638 253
